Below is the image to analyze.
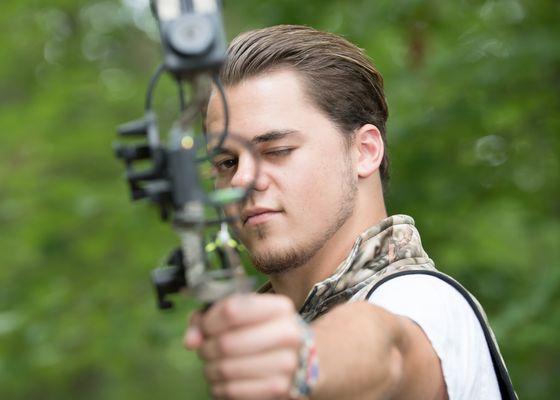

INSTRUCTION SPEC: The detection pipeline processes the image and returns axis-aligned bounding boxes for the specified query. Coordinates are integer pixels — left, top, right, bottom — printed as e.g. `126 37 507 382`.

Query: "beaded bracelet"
289 316 320 399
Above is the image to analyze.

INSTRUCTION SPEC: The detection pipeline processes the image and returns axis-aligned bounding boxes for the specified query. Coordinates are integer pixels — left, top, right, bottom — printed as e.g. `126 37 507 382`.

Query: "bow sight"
114 0 254 310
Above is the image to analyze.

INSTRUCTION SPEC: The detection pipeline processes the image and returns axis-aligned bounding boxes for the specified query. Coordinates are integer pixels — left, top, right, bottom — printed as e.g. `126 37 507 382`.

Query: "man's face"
206 69 357 274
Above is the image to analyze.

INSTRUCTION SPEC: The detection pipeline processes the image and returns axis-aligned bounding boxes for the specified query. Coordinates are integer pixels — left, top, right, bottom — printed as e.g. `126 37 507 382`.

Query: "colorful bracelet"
290 316 320 399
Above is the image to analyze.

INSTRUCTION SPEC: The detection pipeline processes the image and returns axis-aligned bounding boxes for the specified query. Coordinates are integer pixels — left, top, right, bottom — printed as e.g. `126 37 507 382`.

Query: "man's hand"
185 297 447 400
184 294 302 400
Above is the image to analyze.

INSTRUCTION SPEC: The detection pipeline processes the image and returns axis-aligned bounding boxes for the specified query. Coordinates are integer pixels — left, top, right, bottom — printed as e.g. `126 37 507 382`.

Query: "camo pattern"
295 214 437 321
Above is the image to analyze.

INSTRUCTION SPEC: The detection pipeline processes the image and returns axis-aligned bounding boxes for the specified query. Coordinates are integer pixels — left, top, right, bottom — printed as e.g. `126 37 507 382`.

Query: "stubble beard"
247 161 358 275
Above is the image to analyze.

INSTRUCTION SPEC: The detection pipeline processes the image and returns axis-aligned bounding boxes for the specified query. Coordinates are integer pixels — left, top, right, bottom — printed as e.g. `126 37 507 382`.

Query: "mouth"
242 208 282 226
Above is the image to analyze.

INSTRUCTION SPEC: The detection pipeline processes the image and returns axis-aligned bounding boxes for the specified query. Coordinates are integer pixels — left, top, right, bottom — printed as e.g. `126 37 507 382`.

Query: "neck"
269 183 387 309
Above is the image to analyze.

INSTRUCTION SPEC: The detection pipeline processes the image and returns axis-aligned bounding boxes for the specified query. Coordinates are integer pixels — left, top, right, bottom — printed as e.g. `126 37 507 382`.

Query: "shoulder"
363 274 501 400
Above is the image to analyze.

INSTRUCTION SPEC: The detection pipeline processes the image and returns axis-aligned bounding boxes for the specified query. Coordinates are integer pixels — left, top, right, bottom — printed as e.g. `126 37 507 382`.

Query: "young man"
185 25 515 400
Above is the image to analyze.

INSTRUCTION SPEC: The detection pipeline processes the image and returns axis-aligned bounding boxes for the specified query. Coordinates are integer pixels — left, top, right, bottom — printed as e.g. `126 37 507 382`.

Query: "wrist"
290 316 320 399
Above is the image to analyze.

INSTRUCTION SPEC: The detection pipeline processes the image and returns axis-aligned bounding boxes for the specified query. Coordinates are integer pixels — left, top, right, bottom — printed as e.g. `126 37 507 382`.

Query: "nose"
230 153 268 192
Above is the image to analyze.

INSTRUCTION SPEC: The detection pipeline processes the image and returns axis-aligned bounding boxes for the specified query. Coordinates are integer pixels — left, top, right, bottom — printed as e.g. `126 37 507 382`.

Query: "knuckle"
220 382 236 399
268 376 291 397
216 360 232 380
211 384 225 399
277 295 295 313
188 311 201 324
205 361 230 382
282 351 299 373
283 320 302 347
217 335 232 357
222 297 240 324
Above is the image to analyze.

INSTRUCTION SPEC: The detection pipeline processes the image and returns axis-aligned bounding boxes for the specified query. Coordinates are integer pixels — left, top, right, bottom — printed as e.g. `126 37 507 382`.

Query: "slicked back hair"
220 24 390 188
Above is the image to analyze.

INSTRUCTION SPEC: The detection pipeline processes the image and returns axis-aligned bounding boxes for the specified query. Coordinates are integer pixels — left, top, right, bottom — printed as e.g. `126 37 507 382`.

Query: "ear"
353 124 384 179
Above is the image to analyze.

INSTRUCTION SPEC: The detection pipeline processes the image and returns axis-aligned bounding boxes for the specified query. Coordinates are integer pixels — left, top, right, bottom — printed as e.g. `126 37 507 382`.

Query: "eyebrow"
250 129 300 145
208 129 301 157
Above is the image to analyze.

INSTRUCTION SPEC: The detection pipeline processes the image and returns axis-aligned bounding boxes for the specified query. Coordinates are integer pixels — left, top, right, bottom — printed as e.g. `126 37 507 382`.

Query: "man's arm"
311 301 447 400
184 294 447 400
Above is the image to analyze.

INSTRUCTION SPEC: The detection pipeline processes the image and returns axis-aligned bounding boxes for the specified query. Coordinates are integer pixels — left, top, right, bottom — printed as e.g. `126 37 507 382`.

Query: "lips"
242 207 281 225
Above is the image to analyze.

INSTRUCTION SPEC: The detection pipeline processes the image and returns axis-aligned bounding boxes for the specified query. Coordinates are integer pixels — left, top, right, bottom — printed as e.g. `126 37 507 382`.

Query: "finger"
204 349 298 383
184 311 204 350
211 375 292 400
201 294 295 337
199 315 301 361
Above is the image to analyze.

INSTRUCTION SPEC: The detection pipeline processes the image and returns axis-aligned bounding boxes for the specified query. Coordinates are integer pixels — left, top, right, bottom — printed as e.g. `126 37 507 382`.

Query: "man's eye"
214 158 237 172
264 148 293 158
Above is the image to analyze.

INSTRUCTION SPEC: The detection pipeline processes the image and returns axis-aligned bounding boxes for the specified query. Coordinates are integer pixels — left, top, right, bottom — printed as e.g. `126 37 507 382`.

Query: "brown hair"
220 24 390 187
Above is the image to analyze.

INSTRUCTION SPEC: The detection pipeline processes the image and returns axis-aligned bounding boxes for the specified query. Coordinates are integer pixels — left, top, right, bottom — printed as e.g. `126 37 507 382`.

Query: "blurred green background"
1 0 558 399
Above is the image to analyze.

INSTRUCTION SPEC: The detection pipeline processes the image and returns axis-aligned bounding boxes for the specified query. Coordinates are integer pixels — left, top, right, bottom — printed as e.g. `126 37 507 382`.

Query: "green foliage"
1 0 558 399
